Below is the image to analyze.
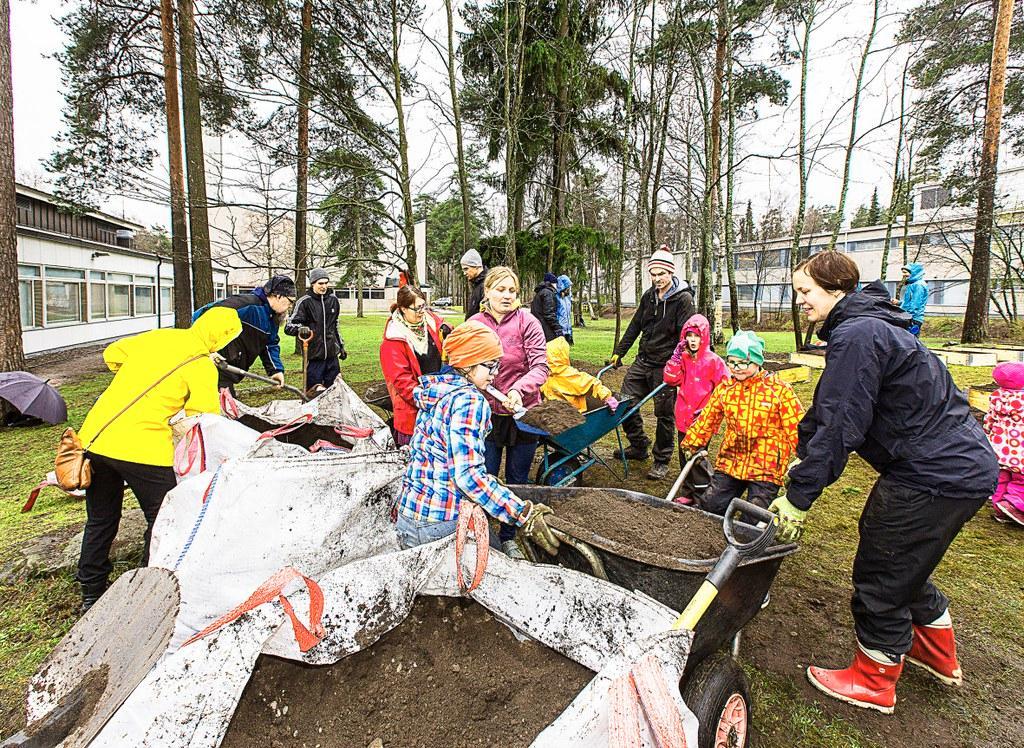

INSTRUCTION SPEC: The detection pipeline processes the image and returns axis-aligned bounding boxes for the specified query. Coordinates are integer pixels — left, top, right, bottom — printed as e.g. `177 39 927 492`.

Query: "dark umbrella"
0 371 68 425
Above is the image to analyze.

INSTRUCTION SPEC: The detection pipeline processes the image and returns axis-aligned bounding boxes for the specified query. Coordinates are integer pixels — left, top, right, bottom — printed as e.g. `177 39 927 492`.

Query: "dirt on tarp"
520 400 586 435
237 415 352 451
222 596 592 748
764 361 801 372
549 489 726 560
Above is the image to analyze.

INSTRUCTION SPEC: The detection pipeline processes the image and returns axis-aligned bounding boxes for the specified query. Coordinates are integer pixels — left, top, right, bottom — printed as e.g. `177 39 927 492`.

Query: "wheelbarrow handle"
671 497 778 633
596 364 614 380
665 448 708 503
616 381 666 423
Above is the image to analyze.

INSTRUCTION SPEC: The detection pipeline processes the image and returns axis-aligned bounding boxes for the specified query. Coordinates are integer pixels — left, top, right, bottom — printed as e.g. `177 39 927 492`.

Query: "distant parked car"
432 297 453 308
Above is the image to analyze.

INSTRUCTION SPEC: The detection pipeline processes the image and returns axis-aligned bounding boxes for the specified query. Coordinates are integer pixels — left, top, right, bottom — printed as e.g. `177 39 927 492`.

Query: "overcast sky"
8 0 1003 237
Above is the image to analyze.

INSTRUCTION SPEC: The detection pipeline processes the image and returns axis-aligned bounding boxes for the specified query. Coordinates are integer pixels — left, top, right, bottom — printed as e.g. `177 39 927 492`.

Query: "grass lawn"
1 313 1021 746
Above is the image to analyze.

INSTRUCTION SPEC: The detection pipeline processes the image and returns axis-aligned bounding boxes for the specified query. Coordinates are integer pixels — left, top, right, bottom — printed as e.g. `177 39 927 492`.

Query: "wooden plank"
23 567 179 748
788 352 826 369
967 387 991 413
774 365 811 384
948 346 1024 363
932 349 998 367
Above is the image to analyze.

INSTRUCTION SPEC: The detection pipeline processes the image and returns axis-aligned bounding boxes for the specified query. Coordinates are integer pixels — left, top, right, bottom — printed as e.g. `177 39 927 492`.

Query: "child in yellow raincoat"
681 330 803 514
540 336 619 413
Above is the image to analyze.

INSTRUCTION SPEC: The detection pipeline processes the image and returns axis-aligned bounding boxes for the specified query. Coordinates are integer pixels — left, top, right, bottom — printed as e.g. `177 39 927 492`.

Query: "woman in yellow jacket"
75 307 241 610
540 336 619 413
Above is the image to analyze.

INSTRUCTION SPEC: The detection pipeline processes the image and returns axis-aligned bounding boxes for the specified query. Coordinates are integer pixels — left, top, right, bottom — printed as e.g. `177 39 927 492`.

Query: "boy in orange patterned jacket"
681 331 804 514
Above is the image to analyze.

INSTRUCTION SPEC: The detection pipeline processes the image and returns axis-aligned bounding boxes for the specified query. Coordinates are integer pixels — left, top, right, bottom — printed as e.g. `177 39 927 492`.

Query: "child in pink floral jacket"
985 361 1024 526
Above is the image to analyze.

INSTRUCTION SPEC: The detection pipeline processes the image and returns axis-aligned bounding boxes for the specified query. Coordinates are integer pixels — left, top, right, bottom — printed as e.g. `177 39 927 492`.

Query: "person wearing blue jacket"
192 274 296 391
898 262 928 336
771 251 997 716
556 274 573 344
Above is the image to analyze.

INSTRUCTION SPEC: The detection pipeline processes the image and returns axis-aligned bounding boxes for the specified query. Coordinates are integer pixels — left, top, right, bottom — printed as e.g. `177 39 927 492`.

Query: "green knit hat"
726 330 765 366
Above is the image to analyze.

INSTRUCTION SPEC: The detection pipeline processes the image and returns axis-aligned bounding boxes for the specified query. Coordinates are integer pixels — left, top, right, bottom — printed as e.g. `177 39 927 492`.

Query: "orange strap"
608 653 688 748
183 567 325 653
455 502 490 593
257 413 314 441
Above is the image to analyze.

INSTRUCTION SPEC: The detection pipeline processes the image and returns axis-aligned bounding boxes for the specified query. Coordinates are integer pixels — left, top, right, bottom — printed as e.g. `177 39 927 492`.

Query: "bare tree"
963 0 1015 343
0 0 23 371
159 0 193 327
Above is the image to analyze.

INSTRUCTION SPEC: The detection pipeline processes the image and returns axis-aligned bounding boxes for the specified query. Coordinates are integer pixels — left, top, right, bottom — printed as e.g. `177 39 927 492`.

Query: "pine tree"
867 187 882 225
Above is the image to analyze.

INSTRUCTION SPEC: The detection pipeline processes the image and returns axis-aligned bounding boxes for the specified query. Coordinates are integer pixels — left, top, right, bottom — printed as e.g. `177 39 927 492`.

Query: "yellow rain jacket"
77 307 242 466
540 336 612 412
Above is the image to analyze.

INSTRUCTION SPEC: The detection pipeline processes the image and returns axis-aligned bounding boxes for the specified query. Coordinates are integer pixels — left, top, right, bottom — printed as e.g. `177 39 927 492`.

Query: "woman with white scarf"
380 285 450 445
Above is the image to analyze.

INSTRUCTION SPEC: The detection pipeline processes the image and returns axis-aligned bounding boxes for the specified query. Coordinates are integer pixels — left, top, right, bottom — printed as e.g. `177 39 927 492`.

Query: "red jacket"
380 311 445 435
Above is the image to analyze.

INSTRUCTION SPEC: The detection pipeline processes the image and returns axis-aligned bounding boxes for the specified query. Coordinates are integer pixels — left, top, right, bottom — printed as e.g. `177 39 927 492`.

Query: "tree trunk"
725 49 739 334
178 0 214 307
294 0 313 300
963 0 1014 344
789 4 815 350
827 0 879 251
159 0 192 328
615 0 641 349
0 0 23 372
699 0 727 326
881 58 910 281
389 0 416 283
443 0 472 255
356 203 364 318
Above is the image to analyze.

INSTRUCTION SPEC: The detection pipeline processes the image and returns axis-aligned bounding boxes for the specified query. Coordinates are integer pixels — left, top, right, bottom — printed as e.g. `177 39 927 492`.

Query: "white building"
16 183 229 354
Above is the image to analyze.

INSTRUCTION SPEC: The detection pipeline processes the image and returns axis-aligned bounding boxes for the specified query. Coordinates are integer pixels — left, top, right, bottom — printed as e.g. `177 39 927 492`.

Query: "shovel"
485 385 548 436
214 359 310 402
298 327 314 395
1 568 179 748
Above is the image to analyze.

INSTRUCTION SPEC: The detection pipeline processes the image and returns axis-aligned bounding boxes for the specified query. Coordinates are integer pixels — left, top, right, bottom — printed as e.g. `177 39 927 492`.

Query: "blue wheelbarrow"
509 365 667 487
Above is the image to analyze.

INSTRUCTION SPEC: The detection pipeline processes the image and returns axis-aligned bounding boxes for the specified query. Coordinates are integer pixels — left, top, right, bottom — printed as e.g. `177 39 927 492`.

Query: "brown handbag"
54 354 207 491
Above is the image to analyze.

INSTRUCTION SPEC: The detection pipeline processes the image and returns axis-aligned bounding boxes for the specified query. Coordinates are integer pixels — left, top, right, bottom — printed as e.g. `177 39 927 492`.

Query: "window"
16 195 32 224
160 284 173 313
134 285 154 315
107 273 132 318
44 267 85 325
19 266 41 328
919 186 949 211
335 288 351 299
370 289 385 300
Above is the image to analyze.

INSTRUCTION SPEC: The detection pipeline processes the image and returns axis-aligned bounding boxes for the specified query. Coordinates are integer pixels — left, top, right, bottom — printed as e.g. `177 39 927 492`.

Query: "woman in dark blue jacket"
772 251 997 715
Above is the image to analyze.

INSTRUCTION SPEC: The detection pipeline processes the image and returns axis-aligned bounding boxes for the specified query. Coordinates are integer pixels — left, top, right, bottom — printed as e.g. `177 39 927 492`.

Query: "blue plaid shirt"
398 373 526 525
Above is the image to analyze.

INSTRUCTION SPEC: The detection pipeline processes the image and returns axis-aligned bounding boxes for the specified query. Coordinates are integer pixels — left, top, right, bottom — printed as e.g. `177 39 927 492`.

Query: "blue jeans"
394 513 500 550
485 439 538 542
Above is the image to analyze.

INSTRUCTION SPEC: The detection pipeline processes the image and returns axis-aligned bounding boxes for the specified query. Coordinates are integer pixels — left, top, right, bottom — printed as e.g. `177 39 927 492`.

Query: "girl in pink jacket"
986 361 1024 526
662 314 729 502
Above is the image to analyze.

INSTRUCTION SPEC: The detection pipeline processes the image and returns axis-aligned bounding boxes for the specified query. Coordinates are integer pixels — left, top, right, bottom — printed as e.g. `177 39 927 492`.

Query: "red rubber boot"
807 647 903 714
907 622 963 686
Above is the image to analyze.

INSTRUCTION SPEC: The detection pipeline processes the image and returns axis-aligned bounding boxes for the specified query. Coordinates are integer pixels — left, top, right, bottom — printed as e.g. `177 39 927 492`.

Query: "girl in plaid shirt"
681 330 804 514
394 321 558 554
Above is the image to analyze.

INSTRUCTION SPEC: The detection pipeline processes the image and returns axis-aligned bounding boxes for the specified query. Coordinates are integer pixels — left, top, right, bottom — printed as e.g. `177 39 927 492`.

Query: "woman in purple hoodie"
471 266 549 557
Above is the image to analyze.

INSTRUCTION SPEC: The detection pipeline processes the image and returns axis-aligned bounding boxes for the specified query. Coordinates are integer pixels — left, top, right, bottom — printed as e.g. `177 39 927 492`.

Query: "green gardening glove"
768 495 808 543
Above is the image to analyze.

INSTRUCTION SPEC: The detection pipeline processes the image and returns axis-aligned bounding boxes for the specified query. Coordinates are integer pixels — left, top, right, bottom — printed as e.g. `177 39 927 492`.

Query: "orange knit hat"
443 320 504 368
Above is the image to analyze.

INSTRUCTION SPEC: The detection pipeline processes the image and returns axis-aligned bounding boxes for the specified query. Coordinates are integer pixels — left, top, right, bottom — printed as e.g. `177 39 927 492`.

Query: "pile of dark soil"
764 361 800 372
521 400 585 435
549 489 726 560
221 597 592 748
237 415 353 451
970 407 987 426
973 382 998 393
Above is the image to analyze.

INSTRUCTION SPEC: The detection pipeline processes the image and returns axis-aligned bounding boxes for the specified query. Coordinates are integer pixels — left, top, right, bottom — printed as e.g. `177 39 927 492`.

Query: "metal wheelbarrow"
514 486 799 748
520 365 666 486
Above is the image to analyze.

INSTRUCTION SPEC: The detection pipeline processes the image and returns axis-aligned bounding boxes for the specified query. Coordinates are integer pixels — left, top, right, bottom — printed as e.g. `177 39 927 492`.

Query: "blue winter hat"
544 272 558 284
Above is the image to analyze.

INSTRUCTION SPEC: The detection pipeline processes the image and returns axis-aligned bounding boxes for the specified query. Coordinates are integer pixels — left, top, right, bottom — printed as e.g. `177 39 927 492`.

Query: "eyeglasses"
726 359 753 370
407 304 426 314
479 360 500 375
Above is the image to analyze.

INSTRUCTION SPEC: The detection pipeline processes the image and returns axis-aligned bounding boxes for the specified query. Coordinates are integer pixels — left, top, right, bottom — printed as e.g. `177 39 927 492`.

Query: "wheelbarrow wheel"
681 651 751 748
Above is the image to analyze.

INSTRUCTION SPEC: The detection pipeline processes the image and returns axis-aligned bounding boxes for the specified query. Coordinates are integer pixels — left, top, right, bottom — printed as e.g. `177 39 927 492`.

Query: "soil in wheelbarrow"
221 596 592 748
520 399 586 435
550 489 726 560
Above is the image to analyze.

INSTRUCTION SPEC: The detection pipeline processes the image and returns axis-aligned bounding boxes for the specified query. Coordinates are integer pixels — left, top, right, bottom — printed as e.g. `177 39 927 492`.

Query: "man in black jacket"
461 249 488 319
610 247 695 480
530 272 562 341
284 268 346 392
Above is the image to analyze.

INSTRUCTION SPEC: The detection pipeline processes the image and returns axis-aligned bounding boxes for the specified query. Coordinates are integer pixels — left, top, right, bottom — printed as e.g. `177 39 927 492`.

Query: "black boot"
81 583 107 614
613 443 649 461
